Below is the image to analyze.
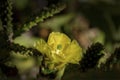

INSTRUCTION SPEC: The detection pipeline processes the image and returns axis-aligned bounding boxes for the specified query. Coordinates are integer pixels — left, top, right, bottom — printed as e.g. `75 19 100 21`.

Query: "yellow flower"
34 32 82 70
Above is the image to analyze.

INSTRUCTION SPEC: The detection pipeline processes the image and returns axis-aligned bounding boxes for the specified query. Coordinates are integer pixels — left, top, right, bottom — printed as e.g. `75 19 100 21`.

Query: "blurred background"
13 0 120 50
1 0 120 80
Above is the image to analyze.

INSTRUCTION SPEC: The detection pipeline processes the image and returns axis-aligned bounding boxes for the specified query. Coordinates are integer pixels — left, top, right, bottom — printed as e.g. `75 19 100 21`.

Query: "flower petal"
64 40 82 64
34 39 51 58
47 32 71 51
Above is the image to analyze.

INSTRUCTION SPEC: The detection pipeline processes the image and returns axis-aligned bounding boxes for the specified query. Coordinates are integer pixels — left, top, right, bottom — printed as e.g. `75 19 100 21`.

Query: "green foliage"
22 3 66 31
100 47 120 71
10 43 41 56
79 42 104 72
0 0 13 40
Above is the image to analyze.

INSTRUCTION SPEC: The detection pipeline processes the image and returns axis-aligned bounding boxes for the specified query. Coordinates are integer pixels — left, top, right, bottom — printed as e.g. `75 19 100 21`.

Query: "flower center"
57 44 62 50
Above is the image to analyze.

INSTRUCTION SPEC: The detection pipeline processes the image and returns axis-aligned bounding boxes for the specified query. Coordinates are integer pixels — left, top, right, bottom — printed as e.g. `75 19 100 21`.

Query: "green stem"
55 66 66 80
22 3 66 31
6 0 13 41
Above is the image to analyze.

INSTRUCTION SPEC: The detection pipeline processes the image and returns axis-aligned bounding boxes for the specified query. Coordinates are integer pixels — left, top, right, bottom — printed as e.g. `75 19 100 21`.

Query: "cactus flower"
34 32 82 79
